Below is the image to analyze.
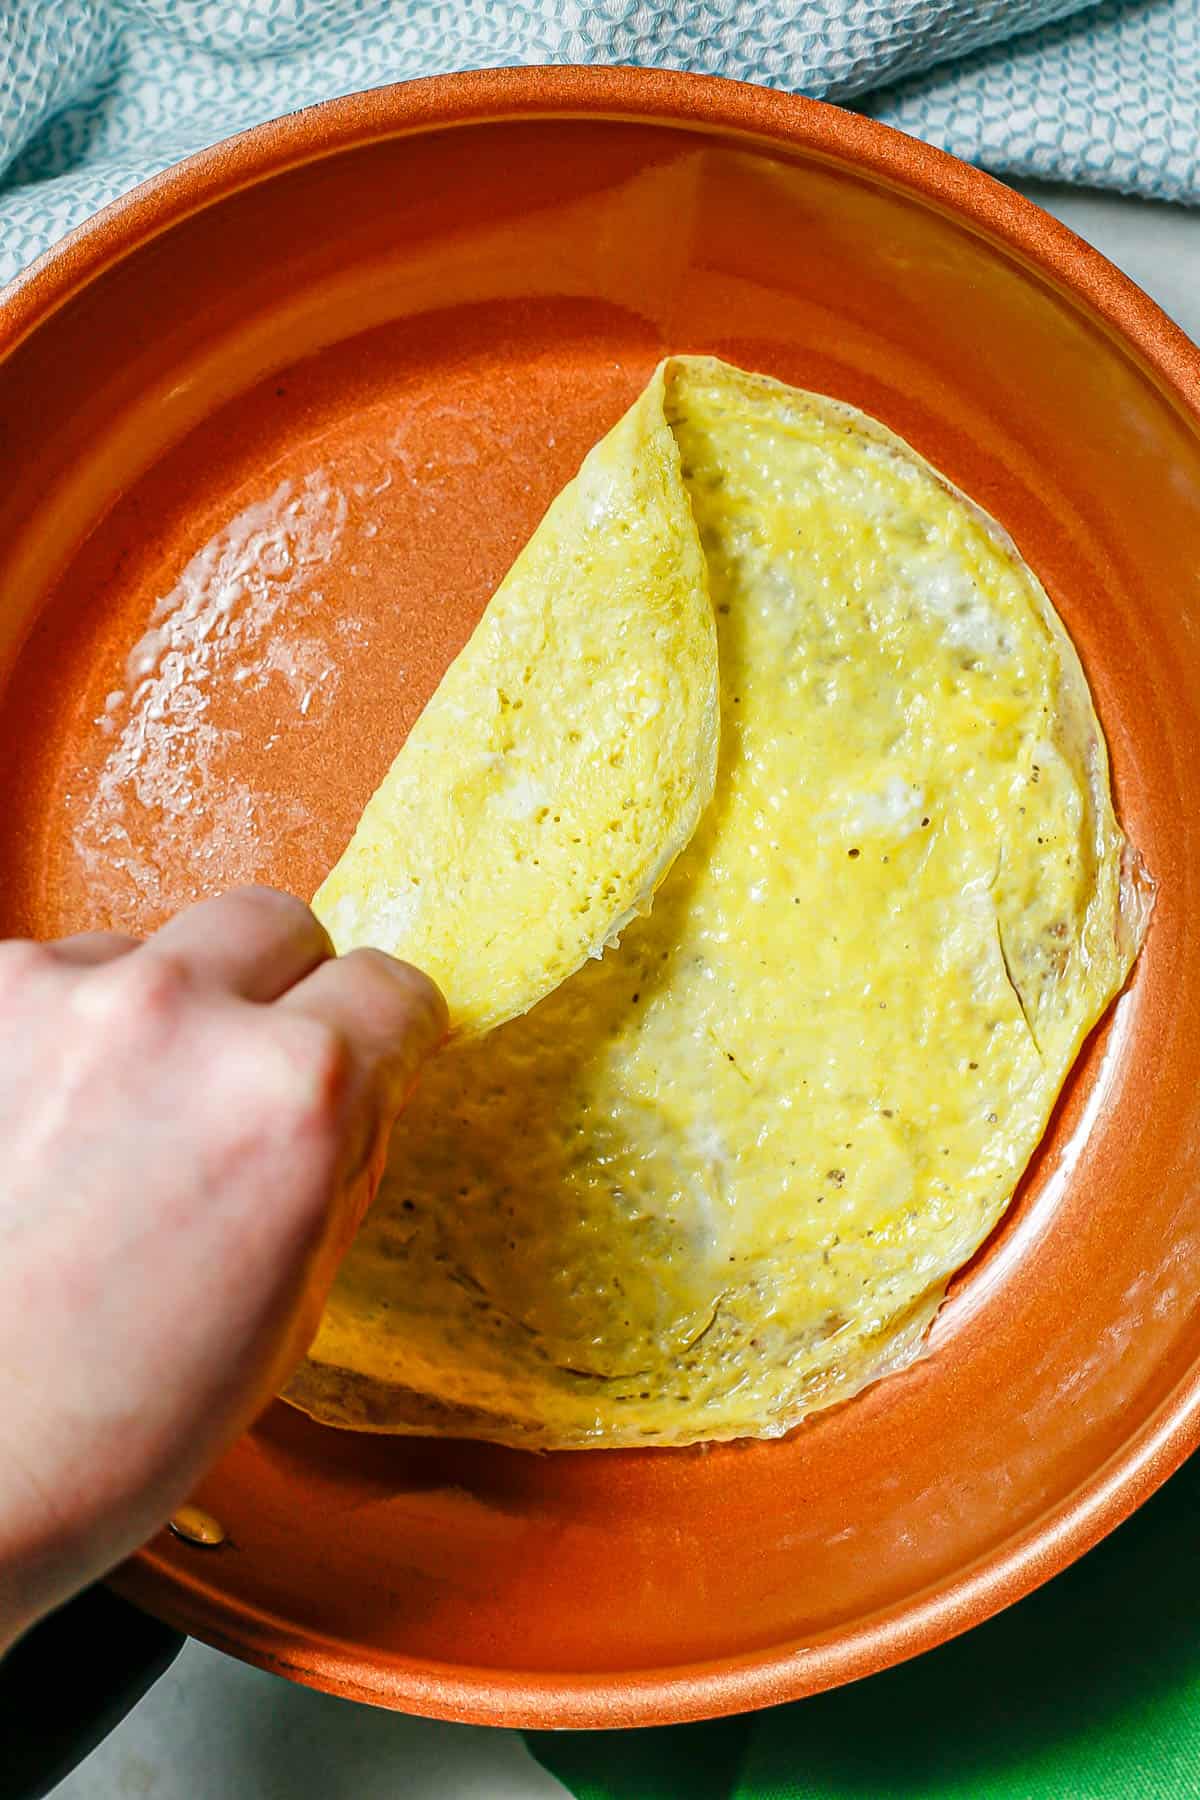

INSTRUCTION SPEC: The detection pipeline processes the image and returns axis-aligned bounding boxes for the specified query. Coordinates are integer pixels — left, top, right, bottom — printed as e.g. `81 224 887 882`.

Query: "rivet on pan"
168 1504 227 1548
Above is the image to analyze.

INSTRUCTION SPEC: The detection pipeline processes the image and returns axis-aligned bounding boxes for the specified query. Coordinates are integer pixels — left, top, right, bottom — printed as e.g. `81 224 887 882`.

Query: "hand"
0 887 446 1649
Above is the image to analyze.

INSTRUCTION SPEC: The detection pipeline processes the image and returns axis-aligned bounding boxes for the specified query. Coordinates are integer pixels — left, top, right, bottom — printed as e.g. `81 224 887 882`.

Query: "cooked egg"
312 363 719 1037
288 356 1149 1448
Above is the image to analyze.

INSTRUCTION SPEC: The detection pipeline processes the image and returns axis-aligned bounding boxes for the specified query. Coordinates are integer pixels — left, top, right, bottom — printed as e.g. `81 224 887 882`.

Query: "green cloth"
530 1454 1200 1799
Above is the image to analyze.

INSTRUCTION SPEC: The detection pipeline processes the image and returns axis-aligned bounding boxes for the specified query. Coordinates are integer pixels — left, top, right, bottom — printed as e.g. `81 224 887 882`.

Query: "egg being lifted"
312 363 719 1037
288 356 1150 1448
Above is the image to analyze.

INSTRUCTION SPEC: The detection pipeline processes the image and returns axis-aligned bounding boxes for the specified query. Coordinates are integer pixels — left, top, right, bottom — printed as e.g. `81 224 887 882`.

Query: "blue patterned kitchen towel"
1 0 1198 287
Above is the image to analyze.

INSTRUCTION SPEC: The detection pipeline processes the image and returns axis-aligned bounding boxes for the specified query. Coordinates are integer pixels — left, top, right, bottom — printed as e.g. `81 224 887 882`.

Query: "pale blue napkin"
1 1 1197 288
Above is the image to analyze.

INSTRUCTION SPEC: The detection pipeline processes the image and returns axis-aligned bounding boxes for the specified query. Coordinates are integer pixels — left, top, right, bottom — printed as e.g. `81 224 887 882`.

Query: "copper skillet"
1 66 1199 1736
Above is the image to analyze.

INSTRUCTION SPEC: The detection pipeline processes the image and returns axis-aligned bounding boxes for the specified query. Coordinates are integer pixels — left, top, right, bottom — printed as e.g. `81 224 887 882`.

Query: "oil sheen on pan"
286 356 1152 1449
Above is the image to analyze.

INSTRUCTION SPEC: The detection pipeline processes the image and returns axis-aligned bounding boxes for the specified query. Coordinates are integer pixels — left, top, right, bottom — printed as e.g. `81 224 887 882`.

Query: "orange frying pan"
2 67 1200 1730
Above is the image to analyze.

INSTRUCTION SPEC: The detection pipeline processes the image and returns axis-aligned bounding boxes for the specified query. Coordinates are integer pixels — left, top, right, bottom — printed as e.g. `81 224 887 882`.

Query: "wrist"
0 1391 97 1651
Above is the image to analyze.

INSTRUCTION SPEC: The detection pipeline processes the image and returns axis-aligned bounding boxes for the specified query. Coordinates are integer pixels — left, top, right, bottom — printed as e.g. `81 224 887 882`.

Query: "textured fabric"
866 0 1200 199
531 1451 1200 1797
1 1 1199 287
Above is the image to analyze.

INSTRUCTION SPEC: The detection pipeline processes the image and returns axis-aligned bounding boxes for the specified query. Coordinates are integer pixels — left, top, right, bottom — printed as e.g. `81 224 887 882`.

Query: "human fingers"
47 931 140 967
267 952 446 1311
145 885 333 1001
279 948 447 1116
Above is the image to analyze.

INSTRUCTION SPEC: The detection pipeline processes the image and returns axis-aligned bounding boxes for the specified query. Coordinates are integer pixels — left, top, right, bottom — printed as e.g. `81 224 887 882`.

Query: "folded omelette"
286 356 1150 1448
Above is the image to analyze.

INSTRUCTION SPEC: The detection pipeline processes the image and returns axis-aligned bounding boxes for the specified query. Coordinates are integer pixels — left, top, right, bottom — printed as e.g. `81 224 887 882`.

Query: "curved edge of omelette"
286 356 1152 1449
312 363 720 1038
710 357 1153 1058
